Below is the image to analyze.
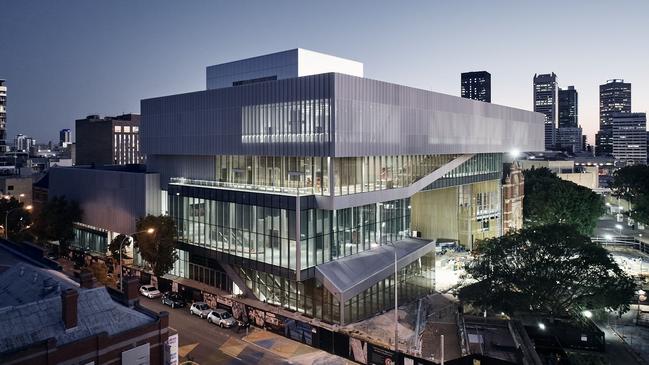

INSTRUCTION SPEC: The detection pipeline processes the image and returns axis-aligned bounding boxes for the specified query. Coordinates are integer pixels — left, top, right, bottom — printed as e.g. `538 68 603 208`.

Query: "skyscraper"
597 79 631 155
60 128 71 147
556 86 582 153
461 71 491 102
0 80 7 161
558 86 578 128
533 73 558 150
612 112 646 165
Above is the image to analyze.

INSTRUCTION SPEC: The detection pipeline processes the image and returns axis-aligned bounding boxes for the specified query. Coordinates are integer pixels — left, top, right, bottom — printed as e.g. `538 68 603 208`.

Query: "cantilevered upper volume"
206 48 364 90
142 74 544 159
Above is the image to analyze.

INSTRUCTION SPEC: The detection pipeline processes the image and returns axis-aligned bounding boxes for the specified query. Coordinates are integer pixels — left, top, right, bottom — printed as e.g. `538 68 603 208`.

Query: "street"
139 296 288 365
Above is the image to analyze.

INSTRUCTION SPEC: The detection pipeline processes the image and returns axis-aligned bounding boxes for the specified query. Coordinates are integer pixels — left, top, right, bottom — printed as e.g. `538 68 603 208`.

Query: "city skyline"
1 1 649 144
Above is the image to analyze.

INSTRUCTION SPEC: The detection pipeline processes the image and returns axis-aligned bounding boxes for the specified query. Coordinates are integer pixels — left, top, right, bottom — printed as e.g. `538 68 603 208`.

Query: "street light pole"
394 247 398 352
118 228 155 291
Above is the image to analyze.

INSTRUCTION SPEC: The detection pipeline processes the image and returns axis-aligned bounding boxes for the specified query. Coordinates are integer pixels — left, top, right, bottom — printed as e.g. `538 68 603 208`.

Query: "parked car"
139 285 162 298
161 292 186 308
207 309 236 328
189 302 212 318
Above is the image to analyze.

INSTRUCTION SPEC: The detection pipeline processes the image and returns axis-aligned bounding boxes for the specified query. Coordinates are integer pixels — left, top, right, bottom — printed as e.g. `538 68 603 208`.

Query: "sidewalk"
241 328 354 365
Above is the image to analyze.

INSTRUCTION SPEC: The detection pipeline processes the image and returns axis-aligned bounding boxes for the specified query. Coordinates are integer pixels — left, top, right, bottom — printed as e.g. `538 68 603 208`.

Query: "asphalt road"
138 296 289 365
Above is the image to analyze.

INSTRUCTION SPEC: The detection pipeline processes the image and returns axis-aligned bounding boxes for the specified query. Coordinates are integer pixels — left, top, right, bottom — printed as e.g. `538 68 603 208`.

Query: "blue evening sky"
1 0 648 144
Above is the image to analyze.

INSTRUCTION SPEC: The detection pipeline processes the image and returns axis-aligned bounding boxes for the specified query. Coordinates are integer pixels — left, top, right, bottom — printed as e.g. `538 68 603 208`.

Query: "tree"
0 197 32 239
86 262 115 287
459 224 635 316
108 234 130 260
32 196 82 253
134 215 178 277
610 165 649 224
523 167 605 235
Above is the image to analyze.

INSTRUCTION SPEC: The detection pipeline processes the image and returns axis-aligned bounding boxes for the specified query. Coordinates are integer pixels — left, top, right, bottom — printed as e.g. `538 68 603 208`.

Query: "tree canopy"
108 234 130 260
32 196 82 251
459 224 635 316
610 165 649 224
0 197 32 239
134 215 178 277
523 167 605 235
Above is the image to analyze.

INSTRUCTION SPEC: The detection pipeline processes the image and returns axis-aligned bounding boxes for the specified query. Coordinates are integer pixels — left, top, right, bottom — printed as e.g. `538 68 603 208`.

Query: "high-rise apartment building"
533 73 558 150
612 112 646 165
0 80 7 160
60 128 71 147
461 71 491 102
14 134 36 152
597 79 631 155
75 114 143 165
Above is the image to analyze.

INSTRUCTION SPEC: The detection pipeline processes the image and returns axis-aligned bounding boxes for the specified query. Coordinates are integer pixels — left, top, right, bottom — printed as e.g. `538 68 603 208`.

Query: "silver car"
189 302 211 318
207 309 236 328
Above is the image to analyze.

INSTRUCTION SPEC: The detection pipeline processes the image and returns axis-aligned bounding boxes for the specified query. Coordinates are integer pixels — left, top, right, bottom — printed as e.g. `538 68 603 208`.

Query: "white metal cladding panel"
206 49 298 90
146 155 216 187
49 168 155 234
332 74 545 157
141 73 334 157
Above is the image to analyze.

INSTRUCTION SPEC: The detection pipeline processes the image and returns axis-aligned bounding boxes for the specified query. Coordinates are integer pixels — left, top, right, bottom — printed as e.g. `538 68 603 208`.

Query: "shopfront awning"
315 238 436 303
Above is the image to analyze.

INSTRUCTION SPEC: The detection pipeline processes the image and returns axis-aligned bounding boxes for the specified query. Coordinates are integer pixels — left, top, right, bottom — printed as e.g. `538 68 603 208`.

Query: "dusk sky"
1 0 648 144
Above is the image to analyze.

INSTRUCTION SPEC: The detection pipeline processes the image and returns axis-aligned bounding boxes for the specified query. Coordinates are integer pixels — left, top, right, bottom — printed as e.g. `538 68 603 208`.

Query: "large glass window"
170 193 412 270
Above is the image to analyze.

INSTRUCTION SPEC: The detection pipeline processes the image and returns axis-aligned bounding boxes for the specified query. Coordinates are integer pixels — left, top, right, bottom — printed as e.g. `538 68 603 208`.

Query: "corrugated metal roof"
315 237 435 303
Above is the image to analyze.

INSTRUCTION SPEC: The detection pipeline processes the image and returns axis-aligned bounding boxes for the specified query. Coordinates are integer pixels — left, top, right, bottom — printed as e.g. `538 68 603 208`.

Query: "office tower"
557 127 583 153
461 71 491 102
612 112 646 165
75 114 143 165
134 49 543 325
60 128 71 147
558 86 578 128
597 79 631 155
0 80 7 160
533 73 558 150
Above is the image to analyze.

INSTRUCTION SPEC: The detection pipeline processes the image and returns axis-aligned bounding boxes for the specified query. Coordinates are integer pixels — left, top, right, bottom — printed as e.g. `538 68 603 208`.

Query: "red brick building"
0 243 170 365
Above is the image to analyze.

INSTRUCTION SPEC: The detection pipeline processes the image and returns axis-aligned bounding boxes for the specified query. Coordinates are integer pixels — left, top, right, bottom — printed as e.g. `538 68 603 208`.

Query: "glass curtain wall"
238 251 434 325
333 154 457 195
170 194 411 270
241 99 330 144
71 226 108 255
343 251 434 324
216 155 329 195
209 153 460 196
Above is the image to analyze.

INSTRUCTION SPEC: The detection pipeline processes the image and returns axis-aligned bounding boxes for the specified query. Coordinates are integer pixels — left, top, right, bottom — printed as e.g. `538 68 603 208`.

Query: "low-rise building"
0 241 170 365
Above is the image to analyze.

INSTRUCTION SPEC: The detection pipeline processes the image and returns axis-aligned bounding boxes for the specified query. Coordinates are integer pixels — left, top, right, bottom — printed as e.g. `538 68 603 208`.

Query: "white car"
139 285 162 298
207 309 236 328
189 302 212 318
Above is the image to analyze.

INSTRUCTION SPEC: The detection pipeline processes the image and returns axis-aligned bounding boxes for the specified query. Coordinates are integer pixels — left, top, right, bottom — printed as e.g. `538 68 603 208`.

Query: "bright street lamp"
4 204 32 239
118 228 155 291
538 323 546 330
583 310 593 318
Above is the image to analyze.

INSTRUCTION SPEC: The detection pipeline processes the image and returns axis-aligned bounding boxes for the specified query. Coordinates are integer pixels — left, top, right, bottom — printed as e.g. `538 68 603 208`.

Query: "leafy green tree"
33 196 82 253
523 167 605 235
459 224 635 316
0 197 32 239
610 165 649 224
134 215 178 277
108 234 130 259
